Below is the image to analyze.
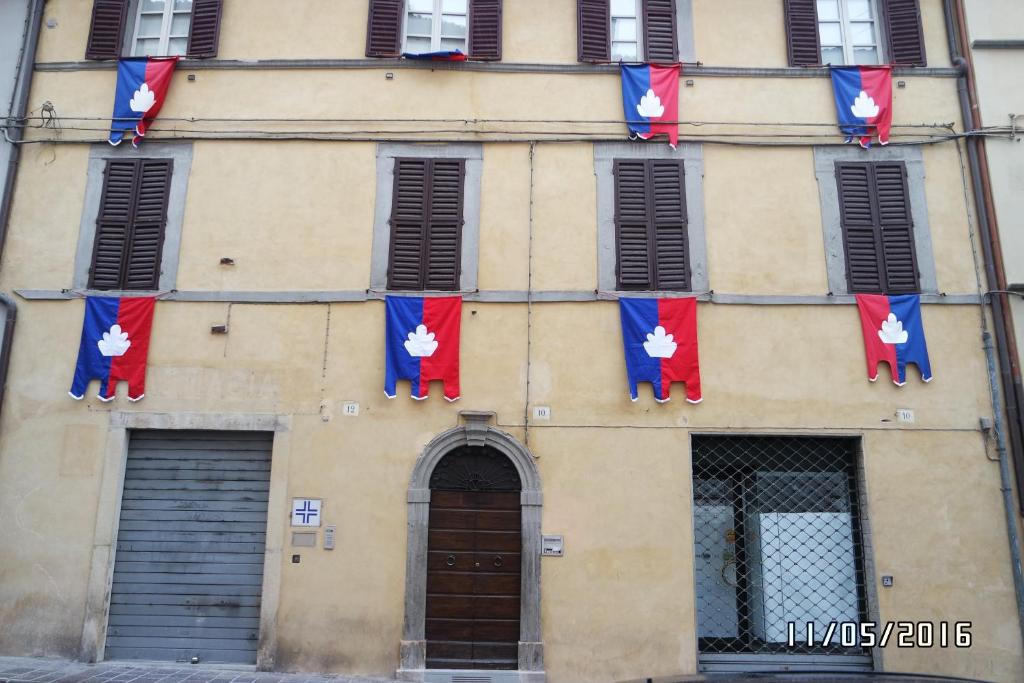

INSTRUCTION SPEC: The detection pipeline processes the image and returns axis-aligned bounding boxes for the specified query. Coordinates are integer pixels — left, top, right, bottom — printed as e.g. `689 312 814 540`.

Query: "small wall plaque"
292 498 322 527
291 531 316 547
541 535 564 556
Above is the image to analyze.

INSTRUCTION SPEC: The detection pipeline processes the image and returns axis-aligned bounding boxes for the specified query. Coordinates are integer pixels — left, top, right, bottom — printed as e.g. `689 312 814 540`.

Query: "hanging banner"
402 49 467 61
109 57 179 147
619 297 702 403
69 296 156 401
621 63 680 148
830 65 892 148
855 294 932 385
385 295 462 401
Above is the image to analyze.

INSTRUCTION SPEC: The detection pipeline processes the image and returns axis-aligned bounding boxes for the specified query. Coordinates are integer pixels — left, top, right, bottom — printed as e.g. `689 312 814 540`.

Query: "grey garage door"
105 430 274 664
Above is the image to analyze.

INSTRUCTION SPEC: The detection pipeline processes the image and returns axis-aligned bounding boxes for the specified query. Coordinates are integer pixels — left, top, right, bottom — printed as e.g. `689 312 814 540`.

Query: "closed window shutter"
388 159 465 291
578 0 610 62
874 162 919 293
836 161 918 294
649 160 689 290
614 160 690 291
783 0 820 66
366 0 403 57
425 160 465 290
85 0 129 60
469 0 502 60
882 0 926 66
89 159 172 291
643 0 678 62
187 0 224 58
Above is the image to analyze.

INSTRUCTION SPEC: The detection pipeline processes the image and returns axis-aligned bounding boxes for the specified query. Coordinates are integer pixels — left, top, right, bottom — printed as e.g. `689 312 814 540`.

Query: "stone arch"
398 413 544 682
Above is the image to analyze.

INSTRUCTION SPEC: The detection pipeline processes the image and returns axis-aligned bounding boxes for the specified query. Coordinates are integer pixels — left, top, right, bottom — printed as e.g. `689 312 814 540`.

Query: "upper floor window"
366 0 502 60
85 0 223 60
610 0 642 62
816 0 881 65
404 0 468 54
783 0 926 67
131 0 193 57
578 0 679 63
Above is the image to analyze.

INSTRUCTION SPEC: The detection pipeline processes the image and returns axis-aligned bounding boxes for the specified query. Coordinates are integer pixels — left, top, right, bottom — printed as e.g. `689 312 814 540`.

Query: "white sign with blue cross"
291 498 322 527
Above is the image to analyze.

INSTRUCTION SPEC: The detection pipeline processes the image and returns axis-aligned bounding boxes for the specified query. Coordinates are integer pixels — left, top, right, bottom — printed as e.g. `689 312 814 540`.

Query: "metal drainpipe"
946 0 1024 515
0 0 44 426
943 0 1024 648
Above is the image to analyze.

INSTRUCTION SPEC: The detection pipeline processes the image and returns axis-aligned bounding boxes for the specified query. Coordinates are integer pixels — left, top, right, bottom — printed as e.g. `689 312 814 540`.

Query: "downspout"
946 0 1024 515
0 0 44 424
943 0 1024 648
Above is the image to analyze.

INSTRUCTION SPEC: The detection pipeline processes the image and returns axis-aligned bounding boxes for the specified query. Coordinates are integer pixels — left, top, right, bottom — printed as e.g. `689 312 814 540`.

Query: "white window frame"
402 0 469 54
817 0 884 65
611 0 644 62
130 0 193 57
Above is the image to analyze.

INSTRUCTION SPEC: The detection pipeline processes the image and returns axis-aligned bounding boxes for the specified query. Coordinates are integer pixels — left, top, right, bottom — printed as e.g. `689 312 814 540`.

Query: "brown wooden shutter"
89 159 172 291
424 160 465 290
367 0 404 58
836 161 918 294
387 159 465 291
85 0 129 60
643 0 678 62
578 0 610 62
186 0 224 58
649 160 689 290
783 0 820 66
468 0 502 60
882 0 926 66
614 159 689 291
873 162 919 293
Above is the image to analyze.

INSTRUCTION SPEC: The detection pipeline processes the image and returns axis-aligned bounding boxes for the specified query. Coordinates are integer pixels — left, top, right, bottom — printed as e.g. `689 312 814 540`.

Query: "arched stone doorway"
399 413 544 683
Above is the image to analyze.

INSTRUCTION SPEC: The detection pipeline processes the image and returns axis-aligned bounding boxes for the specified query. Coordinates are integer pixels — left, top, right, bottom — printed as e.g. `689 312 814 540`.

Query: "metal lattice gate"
691 436 873 672
104 430 273 664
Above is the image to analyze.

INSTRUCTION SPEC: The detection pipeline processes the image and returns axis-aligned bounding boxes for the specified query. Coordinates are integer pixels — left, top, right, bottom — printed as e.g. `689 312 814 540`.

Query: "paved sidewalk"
0 657 395 683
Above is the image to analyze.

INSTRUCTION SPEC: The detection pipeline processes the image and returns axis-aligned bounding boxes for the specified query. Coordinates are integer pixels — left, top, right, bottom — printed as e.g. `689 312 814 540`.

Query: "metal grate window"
692 436 869 663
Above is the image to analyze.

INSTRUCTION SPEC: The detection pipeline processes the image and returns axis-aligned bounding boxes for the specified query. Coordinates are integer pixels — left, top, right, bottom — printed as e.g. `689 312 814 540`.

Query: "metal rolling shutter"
105 430 273 664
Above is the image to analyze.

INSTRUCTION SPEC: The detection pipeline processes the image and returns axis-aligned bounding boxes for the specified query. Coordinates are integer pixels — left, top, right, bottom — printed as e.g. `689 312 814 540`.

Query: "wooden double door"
425 489 522 670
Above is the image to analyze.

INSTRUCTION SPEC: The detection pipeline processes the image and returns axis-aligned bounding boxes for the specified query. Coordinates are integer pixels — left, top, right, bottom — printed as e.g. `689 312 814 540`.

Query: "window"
816 0 881 65
595 143 708 293
85 0 223 60
692 436 872 670
74 143 192 292
366 0 502 60
614 159 690 290
404 0 467 53
578 0 681 63
836 161 918 293
89 159 172 290
813 146 936 296
131 0 193 57
371 144 482 292
610 0 642 62
783 0 926 67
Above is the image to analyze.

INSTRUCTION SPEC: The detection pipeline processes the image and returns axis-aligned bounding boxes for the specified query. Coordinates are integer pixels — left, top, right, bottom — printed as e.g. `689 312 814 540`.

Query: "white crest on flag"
404 325 439 357
850 91 879 118
97 324 132 357
878 313 909 345
130 83 156 113
636 89 665 118
643 326 677 358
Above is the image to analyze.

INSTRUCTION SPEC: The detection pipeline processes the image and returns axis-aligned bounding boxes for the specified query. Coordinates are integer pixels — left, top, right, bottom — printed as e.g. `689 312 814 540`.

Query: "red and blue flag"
402 49 467 61
855 294 932 386
69 297 156 401
830 65 892 148
109 57 178 147
385 295 462 401
621 63 680 148
620 297 701 403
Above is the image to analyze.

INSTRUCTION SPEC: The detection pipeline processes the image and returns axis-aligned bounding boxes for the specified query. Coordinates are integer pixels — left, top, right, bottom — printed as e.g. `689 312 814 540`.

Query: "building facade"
0 1 1022 682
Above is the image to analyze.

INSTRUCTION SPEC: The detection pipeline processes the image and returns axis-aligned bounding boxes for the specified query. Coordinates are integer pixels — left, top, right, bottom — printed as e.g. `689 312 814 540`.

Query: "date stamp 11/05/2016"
787 621 973 649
